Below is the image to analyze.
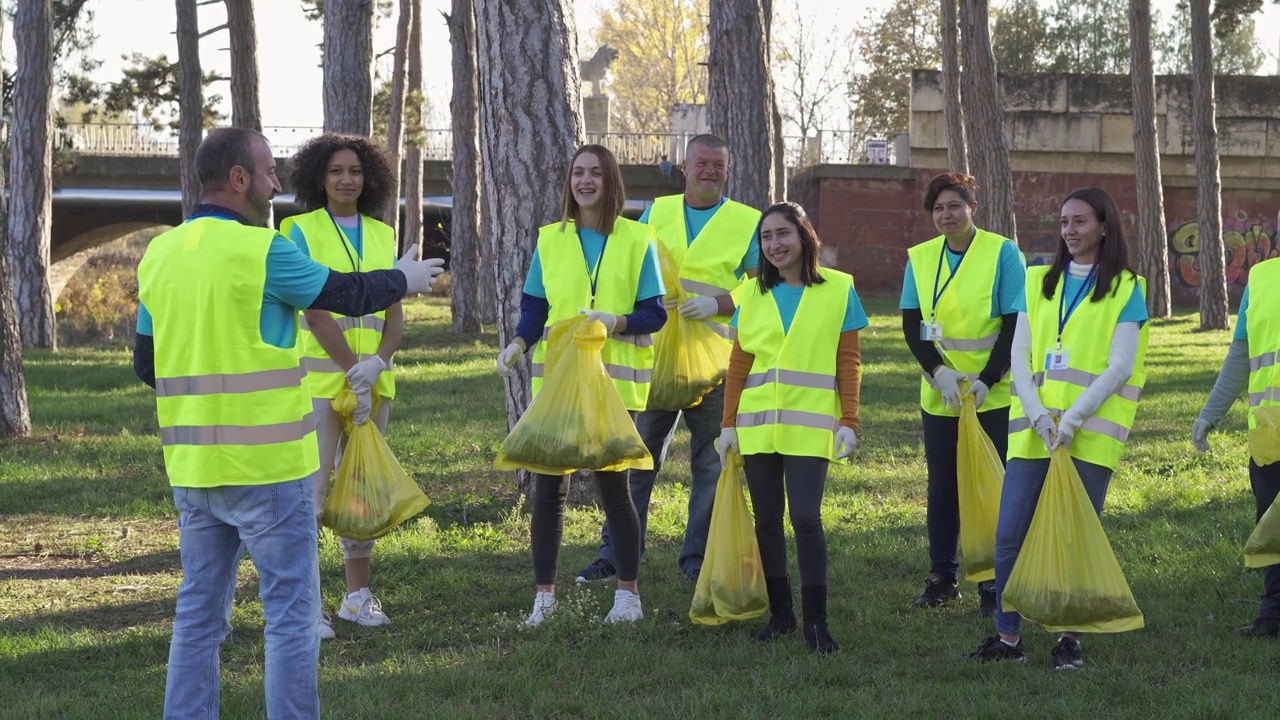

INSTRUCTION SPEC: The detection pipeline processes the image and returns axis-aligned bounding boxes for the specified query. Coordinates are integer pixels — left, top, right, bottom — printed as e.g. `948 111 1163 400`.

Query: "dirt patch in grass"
0 550 182 581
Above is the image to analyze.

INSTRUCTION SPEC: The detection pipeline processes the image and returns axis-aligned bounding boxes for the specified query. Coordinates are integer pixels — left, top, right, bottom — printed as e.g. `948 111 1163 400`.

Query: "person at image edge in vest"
284 134 403 637
495 144 667 625
577 133 761 585
970 186 1149 671
1192 250 1280 639
719 201 868 654
132 128 443 719
901 173 1025 614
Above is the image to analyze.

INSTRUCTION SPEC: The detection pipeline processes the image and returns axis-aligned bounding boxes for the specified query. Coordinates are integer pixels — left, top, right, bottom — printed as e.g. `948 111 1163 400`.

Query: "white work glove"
1051 411 1080 452
345 355 387 395
394 244 446 294
496 341 523 377
1192 417 1213 453
717 427 739 467
1032 413 1057 453
353 390 373 426
662 295 680 310
930 365 965 411
834 426 858 460
586 311 618 334
678 295 720 320
964 379 990 410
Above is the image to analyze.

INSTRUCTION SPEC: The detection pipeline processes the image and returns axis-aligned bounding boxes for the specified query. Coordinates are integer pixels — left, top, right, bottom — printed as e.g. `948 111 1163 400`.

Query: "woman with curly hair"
283 133 403 638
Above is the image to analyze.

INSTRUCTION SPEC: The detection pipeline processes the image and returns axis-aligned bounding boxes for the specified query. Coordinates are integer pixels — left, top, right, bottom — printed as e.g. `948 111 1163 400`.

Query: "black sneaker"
978 581 997 617
1051 636 1084 671
969 635 1025 663
1236 617 1280 638
574 558 616 584
912 574 961 608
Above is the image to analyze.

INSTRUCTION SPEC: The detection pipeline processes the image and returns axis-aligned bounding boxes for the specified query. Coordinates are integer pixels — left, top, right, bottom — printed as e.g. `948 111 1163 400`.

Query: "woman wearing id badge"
285 134 403 637
969 186 1148 670
900 173 1025 613
495 144 666 627
718 201 867 654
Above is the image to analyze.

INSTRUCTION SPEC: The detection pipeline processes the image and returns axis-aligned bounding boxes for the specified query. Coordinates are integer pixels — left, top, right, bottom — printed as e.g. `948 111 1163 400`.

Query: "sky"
4 0 1279 132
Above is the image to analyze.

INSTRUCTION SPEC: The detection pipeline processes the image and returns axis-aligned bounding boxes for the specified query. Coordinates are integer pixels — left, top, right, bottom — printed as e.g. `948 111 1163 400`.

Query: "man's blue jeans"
994 456 1111 637
597 384 725 577
164 477 321 719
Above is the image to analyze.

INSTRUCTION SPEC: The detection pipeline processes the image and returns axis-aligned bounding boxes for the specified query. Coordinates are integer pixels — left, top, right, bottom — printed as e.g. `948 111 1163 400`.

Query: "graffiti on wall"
1168 218 1280 288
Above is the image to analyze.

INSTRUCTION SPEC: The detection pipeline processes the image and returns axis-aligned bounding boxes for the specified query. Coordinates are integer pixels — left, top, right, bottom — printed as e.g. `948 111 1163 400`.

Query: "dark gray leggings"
743 453 830 586
531 471 640 584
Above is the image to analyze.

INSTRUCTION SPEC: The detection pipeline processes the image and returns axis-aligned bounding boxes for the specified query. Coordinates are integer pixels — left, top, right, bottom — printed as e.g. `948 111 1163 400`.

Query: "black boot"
801 585 838 654
752 576 797 643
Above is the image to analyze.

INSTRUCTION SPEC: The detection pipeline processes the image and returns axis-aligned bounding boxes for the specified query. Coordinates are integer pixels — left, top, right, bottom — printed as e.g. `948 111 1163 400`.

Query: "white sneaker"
318 613 336 640
603 589 643 623
524 591 557 627
338 588 391 626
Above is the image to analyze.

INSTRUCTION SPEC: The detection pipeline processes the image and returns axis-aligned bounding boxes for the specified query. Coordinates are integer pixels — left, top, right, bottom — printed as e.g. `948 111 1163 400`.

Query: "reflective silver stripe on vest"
681 278 733 297
1009 416 1033 433
604 364 653 384
301 354 378 374
160 412 317 446
1250 387 1280 407
736 408 836 432
705 319 736 341
299 314 385 333
1042 368 1143 402
614 333 654 348
1251 351 1278 373
1009 406 1130 442
937 332 999 352
743 368 837 392
532 363 544 378
155 366 305 398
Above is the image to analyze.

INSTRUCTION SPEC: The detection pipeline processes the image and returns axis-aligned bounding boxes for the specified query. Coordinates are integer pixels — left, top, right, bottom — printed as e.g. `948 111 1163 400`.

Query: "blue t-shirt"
137 222 330 349
1235 285 1250 341
522 227 665 306
730 282 869 335
639 199 760 278
899 240 1027 317
1059 274 1150 329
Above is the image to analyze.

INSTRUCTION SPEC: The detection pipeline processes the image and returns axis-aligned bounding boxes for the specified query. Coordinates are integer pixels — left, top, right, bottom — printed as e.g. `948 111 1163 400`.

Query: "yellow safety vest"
1008 266 1149 471
281 208 397 399
137 217 319 487
531 218 656 411
1246 257 1280 429
648 195 761 343
907 228 1015 416
735 268 852 460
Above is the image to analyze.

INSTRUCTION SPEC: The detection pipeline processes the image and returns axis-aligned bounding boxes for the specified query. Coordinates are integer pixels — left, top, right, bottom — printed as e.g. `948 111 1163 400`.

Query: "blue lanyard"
682 197 725 245
1056 265 1099 349
326 209 362 272
930 231 972 319
580 229 609 310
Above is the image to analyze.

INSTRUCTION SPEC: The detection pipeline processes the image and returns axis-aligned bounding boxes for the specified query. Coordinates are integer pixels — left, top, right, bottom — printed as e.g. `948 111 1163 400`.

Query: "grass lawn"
2 296 1276 719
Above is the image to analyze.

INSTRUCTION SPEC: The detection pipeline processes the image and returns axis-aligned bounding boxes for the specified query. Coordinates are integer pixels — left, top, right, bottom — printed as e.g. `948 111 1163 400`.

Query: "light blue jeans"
164 478 321 719
598 384 725 578
994 457 1111 637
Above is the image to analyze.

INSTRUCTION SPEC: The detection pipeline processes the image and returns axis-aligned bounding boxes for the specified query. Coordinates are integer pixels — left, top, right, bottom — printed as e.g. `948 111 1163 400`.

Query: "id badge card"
920 321 944 342
1045 350 1070 371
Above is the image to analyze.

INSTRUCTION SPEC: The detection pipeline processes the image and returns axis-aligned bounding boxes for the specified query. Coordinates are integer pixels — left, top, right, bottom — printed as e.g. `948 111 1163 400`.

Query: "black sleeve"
978 312 1018 389
307 269 408 316
133 333 156 389
902 308 946 376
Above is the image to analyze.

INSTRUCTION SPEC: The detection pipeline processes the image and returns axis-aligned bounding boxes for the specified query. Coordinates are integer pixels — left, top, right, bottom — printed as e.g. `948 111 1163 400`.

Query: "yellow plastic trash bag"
1244 499 1280 569
1248 406 1280 468
646 242 730 411
320 390 431 542
494 316 653 475
1001 447 1144 633
957 393 1003 583
690 449 768 625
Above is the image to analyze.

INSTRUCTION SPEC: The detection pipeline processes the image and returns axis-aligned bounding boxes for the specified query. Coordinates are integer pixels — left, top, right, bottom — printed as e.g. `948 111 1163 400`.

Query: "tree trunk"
0 6 32 437
381 0 412 235
763 0 784 200
323 0 375 135
225 0 268 225
402 0 423 257
941 0 968 175
960 0 1016 241
175 0 203 217
475 0 583 495
447 0 484 334
1129 0 1170 318
707 0 777 211
9 0 56 349
1190 0 1228 330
